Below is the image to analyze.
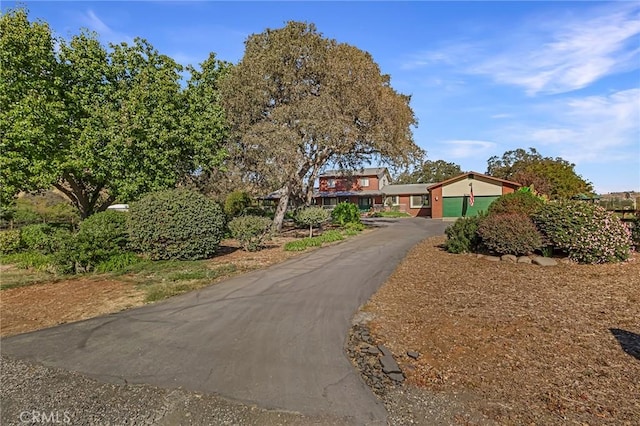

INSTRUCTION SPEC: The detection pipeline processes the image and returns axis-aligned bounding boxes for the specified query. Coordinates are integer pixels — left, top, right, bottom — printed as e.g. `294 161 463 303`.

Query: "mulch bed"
365 236 640 424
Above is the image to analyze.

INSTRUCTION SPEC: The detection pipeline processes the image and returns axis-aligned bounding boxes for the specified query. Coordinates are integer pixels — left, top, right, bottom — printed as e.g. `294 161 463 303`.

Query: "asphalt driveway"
2 218 448 425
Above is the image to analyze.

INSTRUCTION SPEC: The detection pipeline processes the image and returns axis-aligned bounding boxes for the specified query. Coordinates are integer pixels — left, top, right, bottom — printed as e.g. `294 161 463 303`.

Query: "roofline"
427 171 521 189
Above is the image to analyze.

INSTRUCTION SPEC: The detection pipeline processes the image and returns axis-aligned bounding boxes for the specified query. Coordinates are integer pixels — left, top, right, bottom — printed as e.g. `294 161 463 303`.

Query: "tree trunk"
272 185 290 233
309 223 313 238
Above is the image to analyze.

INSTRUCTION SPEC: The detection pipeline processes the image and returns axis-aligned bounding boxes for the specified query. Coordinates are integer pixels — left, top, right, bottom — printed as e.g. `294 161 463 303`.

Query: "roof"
319 167 389 179
314 190 384 197
382 184 432 195
427 171 521 189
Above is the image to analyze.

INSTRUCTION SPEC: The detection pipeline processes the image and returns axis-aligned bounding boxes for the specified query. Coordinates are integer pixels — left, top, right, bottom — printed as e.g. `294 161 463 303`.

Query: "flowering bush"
477 213 542 256
533 201 632 264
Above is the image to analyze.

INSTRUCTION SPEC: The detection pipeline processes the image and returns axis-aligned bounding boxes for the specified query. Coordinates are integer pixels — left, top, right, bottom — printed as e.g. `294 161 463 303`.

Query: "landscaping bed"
360 235 640 424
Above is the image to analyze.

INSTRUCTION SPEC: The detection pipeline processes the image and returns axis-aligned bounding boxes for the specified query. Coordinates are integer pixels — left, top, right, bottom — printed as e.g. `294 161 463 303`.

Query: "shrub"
224 191 252 218
284 237 323 251
317 230 344 243
533 200 632 264
129 189 226 260
228 215 273 251
0 229 22 254
444 215 484 254
477 213 542 256
296 207 331 237
331 202 361 226
20 224 54 253
344 221 365 232
488 190 545 217
629 217 640 251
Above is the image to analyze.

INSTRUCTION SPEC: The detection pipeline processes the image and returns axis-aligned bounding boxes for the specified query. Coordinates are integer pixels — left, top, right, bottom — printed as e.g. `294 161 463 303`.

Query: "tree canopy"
486 148 593 199
220 21 422 230
1 8 228 217
394 159 462 184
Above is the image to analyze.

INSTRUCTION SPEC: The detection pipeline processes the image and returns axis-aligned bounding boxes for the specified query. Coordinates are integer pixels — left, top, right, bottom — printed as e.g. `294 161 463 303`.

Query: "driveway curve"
2 218 448 425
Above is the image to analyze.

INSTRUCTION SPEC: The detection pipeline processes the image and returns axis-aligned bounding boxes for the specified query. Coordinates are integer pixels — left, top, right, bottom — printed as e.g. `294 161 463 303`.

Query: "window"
359 177 369 187
410 195 429 208
358 197 372 208
323 197 337 206
385 196 399 206
327 178 336 188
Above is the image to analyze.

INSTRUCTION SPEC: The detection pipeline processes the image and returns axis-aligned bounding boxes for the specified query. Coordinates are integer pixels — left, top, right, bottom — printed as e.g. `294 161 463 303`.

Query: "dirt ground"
0 236 305 337
365 236 640 425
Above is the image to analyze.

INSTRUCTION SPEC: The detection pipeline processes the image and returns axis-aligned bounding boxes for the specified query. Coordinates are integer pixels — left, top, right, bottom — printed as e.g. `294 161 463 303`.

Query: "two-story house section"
315 168 389 211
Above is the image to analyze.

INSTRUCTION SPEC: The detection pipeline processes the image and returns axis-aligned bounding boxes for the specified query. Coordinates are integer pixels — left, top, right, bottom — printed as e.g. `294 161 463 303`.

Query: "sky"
4 1 640 194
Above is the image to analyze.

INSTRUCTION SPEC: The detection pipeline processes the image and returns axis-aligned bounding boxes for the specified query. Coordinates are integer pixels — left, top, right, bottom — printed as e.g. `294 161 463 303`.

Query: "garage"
429 172 521 219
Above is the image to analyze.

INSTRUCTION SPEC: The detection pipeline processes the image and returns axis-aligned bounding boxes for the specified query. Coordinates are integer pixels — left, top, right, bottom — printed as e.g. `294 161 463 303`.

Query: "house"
314 168 433 216
313 168 521 218
428 171 520 219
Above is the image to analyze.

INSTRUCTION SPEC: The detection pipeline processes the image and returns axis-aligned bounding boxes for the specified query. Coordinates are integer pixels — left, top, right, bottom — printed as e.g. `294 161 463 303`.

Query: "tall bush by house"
444 215 485 254
533 200 632 264
297 206 331 237
228 215 273 251
477 213 542 256
487 189 545 217
128 189 226 260
331 202 360 226
0 229 21 254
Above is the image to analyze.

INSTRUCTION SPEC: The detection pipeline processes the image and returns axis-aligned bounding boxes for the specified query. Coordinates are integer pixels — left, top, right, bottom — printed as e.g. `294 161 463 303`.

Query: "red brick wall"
431 187 443 218
318 175 381 192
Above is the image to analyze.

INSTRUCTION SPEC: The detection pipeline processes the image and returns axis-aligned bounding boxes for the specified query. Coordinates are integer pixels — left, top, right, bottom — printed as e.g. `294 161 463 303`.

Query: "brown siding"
318 174 381 192
431 187 443 219
502 184 517 195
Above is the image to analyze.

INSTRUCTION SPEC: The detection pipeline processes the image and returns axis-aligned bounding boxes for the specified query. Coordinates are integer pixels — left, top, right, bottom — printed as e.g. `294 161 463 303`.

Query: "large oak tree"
487 147 593 199
394 159 462 184
220 22 422 231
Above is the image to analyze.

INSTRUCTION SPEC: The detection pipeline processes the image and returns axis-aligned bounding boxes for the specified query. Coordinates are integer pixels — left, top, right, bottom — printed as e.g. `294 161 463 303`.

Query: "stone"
387 372 405 382
377 345 393 357
501 254 517 262
364 346 380 355
406 351 420 360
532 256 557 266
476 254 485 259
380 355 402 374
517 256 532 264
560 257 574 264
484 255 500 262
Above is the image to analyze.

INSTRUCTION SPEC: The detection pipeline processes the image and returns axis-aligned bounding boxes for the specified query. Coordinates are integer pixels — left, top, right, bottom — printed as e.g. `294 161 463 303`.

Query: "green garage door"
442 196 499 217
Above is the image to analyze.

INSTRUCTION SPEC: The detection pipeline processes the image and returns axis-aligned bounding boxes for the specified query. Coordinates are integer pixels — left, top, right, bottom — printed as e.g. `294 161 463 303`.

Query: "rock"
484 255 500 262
406 351 419 360
387 372 404 382
517 256 532 264
560 257 573 264
380 355 402 374
377 345 393 357
501 254 517 262
532 256 557 266
476 254 485 259
363 346 380 355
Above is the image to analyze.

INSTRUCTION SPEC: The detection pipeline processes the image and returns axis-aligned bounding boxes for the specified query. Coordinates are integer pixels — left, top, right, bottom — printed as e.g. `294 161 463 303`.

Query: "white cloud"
509 88 640 163
77 9 133 45
406 3 640 95
440 140 497 159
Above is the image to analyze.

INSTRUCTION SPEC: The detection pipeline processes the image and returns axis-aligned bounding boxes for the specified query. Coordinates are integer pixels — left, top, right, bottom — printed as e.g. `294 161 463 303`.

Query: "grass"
371 210 412 218
283 228 357 251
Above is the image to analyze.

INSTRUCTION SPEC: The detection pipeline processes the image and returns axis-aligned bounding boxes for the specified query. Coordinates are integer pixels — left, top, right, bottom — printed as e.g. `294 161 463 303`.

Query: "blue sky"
5 1 640 193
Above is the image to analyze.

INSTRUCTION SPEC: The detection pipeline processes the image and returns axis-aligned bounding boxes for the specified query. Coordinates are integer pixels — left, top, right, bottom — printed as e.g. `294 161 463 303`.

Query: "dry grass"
366 236 640 425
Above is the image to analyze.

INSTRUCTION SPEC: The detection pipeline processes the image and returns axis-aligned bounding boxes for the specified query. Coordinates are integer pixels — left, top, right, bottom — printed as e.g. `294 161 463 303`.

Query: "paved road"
2 218 448 425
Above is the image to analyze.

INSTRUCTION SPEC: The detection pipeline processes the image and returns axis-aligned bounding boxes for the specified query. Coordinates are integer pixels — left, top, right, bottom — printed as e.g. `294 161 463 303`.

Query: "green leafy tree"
1 8 228 218
0 8 66 206
395 159 462 184
220 21 422 231
486 148 592 200
296 206 331 237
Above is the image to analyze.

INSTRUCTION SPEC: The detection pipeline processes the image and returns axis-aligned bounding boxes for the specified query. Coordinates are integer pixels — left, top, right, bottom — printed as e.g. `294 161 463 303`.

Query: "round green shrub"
224 191 252 218
296 206 331 237
228 215 273 251
488 190 545 217
533 200 632 264
477 213 542 256
444 215 484 254
0 229 22 254
129 189 226 260
331 202 361 226
20 224 54 254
